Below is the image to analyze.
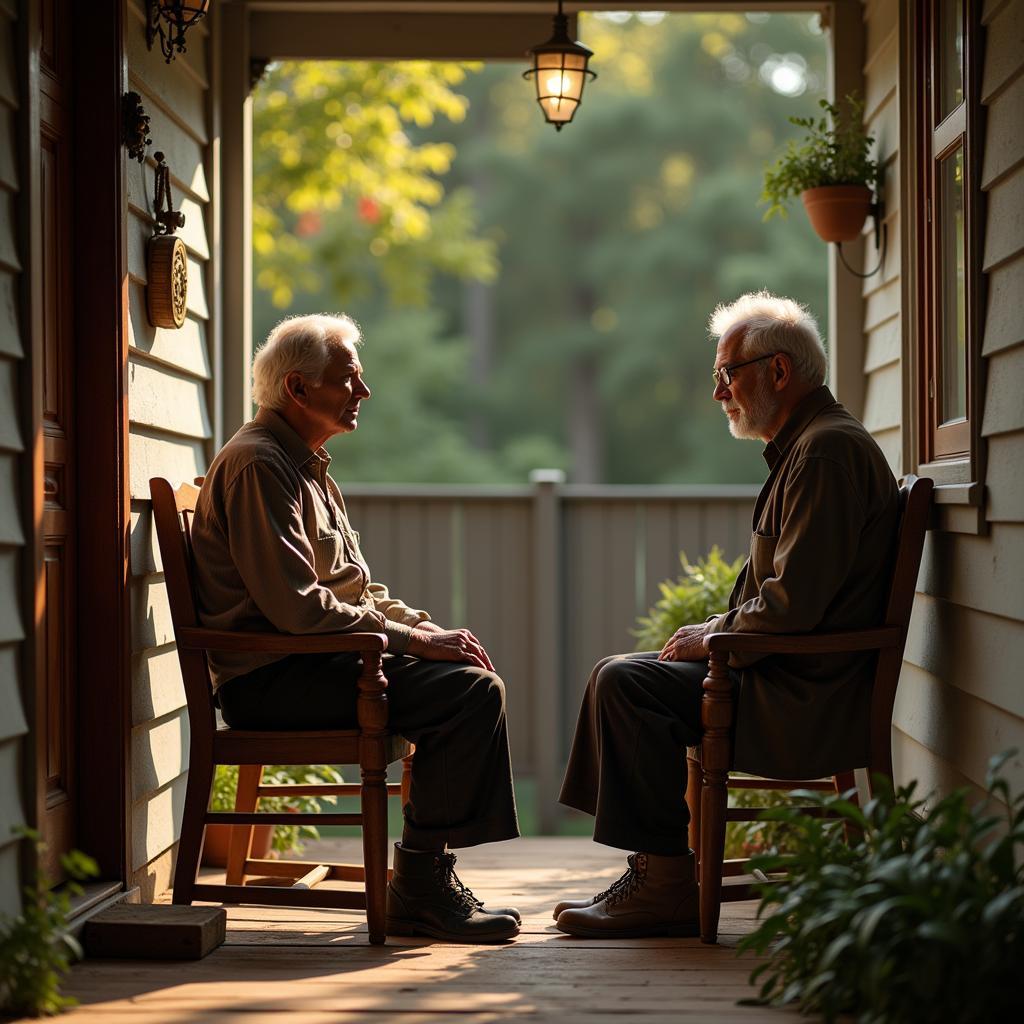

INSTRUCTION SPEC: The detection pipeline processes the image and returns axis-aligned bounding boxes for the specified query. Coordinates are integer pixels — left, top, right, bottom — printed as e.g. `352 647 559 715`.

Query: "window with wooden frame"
917 0 980 468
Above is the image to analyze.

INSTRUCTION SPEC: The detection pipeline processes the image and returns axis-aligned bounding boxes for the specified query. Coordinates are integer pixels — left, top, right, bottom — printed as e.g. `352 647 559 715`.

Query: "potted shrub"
202 763 346 866
761 94 881 243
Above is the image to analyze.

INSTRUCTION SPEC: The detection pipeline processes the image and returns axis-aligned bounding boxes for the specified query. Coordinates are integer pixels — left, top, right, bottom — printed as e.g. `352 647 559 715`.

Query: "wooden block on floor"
83 904 226 960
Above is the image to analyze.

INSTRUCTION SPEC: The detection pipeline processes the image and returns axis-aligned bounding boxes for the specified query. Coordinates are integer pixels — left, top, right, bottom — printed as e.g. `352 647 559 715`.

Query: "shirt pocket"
311 532 344 578
749 532 779 587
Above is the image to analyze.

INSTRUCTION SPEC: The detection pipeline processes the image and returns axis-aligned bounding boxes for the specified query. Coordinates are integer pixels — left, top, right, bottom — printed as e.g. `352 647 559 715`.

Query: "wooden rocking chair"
150 477 414 945
689 473 933 943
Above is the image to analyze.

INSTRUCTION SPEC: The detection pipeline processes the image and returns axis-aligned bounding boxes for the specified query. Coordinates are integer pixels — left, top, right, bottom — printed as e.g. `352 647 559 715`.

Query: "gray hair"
251 314 362 411
708 290 827 387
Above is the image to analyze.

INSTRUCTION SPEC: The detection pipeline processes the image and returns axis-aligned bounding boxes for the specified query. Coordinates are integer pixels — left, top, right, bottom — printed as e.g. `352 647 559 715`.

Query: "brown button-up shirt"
707 386 899 778
191 408 430 690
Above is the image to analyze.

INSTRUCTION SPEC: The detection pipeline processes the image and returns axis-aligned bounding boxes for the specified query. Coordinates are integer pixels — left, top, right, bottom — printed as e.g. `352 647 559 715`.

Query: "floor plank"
53 838 800 1023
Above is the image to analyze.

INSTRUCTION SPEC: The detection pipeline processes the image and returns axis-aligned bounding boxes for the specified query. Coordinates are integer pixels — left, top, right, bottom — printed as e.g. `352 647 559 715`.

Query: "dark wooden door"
36 0 77 883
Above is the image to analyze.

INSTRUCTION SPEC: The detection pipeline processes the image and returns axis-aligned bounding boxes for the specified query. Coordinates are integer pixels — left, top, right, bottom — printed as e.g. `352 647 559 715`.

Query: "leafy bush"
739 751 1024 1024
632 546 744 652
0 828 98 1018
724 781 828 860
211 763 346 853
761 94 881 220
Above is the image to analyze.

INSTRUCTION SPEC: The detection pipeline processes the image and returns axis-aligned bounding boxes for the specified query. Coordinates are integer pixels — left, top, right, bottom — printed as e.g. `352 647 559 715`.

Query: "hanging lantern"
147 0 210 64
523 1 596 131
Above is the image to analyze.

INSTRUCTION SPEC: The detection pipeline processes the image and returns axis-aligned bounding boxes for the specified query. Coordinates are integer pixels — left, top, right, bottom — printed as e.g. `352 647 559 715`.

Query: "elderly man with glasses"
554 291 899 938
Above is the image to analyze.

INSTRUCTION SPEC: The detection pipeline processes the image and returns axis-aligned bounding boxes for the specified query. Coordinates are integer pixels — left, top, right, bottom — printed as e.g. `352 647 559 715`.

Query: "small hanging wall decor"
147 152 188 328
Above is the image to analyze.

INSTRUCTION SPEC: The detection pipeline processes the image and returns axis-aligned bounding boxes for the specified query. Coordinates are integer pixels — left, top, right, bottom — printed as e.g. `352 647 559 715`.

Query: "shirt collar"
254 407 331 472
762 385 838 469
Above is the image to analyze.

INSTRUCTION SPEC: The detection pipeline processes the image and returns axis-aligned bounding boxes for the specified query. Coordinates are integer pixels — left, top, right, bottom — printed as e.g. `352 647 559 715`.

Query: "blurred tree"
253 60 497 308
253 13 830 485
434 11 829 483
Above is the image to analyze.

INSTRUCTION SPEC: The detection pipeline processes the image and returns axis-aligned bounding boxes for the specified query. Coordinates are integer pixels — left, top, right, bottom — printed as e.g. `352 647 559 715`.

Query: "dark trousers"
559 652 738 856
218 653 520 851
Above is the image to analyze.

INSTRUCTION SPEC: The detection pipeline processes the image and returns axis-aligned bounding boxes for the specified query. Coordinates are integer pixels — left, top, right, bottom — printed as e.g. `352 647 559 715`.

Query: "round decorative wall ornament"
147 234 188 328
146 151 188 329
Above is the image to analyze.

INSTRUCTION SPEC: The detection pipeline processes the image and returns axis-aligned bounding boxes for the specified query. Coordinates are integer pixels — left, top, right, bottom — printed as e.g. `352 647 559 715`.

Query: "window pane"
938 0 964 121
939 147 967 424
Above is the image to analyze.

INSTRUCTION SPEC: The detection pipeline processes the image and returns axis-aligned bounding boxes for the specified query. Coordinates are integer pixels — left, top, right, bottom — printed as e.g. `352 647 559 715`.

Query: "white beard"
723 372 779 441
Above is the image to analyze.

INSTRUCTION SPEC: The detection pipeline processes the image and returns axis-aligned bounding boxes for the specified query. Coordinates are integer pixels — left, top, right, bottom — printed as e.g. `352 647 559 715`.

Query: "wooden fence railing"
343 479 759 831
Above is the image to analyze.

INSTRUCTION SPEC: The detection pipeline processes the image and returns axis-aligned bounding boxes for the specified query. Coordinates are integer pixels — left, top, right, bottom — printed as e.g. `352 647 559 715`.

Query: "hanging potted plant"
761 94 881 243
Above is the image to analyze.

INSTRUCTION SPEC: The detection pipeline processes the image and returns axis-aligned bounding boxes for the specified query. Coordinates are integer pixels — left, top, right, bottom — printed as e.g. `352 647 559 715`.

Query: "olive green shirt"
707 386 899 778
191 408 430 690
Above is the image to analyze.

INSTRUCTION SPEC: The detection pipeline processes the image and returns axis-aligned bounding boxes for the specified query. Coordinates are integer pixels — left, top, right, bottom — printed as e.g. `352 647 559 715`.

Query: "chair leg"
698 652 734 944
226 764 263 886
357 650 391 945
401 752 414 809
686 749 703 880
361 759 389 945
172 756 214 906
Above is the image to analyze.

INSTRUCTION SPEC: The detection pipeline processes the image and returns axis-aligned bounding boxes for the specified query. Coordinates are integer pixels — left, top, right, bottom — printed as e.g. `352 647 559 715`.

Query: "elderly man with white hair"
554 291 899 938
190 313 520 943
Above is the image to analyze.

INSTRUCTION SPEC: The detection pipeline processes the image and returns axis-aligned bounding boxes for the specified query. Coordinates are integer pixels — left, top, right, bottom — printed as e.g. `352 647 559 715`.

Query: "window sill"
925 482 986 535
917 458 974 487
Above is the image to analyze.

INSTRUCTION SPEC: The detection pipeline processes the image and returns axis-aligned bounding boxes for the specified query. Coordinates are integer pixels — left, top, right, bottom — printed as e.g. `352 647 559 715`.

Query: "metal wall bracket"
122 91 151 164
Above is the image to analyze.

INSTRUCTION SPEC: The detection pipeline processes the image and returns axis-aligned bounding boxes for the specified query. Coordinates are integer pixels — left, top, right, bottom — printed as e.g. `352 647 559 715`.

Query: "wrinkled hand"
408 627 495 672
657 623 710 663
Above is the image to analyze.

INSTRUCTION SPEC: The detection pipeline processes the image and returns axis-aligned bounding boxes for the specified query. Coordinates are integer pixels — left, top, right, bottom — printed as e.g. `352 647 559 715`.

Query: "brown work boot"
552 852 643 919
386 844 520 943
555 851 699 938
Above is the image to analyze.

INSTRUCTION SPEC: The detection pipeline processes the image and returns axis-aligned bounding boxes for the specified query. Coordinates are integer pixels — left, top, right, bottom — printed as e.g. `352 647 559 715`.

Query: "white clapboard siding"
861 2 902 475
128 283 211 380
131 708 191 804
906 24 1024 801
129 357 212 440
893 662 1024 796
982 252 1024 355
0 0 25 918
125 2 213 887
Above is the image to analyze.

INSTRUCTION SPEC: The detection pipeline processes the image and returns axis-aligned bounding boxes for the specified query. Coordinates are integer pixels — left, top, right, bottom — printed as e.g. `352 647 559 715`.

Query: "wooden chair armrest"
704 627 901 656
176 627 389 655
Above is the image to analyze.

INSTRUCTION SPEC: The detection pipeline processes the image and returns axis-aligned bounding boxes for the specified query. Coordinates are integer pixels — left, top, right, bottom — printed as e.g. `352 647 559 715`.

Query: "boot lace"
603 853 648 908
433 852 480 917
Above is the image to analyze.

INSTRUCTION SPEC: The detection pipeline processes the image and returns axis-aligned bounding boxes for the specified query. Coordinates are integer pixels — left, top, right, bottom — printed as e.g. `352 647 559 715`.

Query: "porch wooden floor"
60 838 803 1024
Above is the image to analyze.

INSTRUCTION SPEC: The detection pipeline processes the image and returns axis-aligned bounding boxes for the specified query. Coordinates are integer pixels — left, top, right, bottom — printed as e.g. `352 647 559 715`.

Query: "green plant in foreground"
211 763 346 853
739 750 1024 1024
632 546 744 652
0 828 99 1018
761 94 881 220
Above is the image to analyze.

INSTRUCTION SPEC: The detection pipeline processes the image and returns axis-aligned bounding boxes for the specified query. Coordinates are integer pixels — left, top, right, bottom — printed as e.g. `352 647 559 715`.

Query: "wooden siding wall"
0 0 26 918
862 0 1024 802
860 0 903 472
125 1 213 898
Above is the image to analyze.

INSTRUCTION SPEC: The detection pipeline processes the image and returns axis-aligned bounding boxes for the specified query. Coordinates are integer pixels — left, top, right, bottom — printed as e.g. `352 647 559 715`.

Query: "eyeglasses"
711 352 778 387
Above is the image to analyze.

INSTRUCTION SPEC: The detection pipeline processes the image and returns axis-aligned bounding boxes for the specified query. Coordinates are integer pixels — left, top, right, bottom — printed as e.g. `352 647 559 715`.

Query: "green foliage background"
252 12 830 485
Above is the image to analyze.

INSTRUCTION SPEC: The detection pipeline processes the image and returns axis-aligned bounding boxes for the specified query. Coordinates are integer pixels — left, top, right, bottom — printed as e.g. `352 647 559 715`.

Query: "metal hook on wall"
836 196 887 279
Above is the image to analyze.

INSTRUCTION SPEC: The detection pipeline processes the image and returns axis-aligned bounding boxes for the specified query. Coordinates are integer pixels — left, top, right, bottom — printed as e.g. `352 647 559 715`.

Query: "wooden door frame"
20 0 131 887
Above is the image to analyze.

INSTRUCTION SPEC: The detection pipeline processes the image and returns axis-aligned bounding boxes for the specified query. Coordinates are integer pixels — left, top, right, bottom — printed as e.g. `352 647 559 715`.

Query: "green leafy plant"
739 750 1024 1023
724 781 828 860
0 828 99 1018
632 546 744 652
211 763 346 853
761 94 881 220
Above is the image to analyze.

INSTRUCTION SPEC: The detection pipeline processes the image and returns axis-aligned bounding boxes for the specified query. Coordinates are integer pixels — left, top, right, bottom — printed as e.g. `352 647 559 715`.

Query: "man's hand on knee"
408 628 495 672
657 623 710 663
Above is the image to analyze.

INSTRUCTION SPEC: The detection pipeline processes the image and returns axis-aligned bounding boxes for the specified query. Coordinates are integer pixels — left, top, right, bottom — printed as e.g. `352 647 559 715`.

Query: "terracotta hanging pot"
800 184 873 243
200 823 274 867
